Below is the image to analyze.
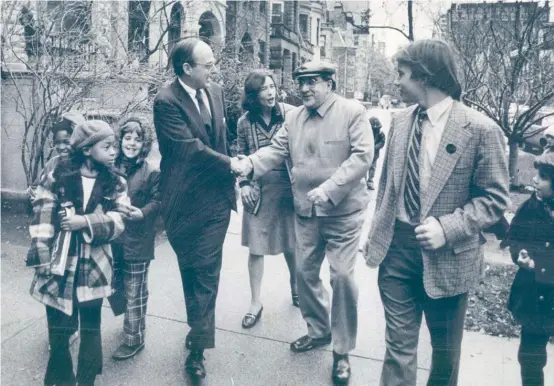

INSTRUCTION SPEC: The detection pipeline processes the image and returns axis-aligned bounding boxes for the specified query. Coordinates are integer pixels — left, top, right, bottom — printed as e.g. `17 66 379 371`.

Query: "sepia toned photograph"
1 0 554 385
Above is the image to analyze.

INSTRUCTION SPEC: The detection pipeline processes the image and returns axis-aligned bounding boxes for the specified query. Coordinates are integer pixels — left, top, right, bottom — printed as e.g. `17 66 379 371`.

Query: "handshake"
230 155 253 177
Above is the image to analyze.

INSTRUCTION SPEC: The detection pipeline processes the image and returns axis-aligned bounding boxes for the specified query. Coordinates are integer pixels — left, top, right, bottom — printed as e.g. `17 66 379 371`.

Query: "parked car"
518 124 548 155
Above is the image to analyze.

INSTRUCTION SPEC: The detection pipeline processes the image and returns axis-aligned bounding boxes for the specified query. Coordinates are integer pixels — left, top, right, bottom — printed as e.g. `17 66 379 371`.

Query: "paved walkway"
2 108 553 385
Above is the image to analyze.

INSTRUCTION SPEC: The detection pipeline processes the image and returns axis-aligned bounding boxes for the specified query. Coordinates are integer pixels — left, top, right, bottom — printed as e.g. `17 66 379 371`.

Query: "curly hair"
115 115 153 166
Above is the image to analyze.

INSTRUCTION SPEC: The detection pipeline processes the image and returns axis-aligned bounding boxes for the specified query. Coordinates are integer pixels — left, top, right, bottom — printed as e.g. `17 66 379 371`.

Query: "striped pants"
123 260 150 346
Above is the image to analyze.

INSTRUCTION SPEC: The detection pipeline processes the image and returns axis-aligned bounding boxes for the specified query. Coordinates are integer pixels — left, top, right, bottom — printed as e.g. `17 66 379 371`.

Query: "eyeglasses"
294 78 327 89
194 62 216 70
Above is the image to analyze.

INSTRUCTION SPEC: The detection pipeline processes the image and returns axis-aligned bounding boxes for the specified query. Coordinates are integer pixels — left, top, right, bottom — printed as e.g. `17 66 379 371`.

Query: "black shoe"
241 306 263 329
332 352 351 385
185 350 206 379
292 294 300 308
290 333 332 353
112 342 145 360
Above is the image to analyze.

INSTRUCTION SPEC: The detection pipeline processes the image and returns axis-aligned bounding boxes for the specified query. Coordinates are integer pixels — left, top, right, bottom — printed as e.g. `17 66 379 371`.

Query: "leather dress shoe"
332 352 351 385
292 294 300 307
290 333 332 353
241 306 263 329
185 350 206 379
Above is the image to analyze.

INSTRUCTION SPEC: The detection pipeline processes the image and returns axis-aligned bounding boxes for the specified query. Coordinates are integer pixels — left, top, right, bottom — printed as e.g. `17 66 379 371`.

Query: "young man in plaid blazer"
363 39 510 386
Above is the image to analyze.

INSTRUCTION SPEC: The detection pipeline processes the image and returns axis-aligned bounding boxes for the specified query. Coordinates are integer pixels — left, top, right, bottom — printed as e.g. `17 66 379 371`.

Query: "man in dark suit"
153 38 239 380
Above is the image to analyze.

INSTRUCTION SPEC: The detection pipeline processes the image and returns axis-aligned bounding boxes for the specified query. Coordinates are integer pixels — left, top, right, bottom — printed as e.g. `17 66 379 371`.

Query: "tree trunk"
508 141 520 189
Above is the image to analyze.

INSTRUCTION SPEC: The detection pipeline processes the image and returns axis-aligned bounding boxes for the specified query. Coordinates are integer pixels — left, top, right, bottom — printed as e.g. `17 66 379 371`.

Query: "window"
354 35 360 46
259 0 267 15
272 1 283 24
299 14 309 40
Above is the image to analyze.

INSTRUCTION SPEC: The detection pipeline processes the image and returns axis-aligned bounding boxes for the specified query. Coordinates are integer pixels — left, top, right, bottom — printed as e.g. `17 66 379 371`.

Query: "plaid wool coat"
26 167 129 316
364 101 510 298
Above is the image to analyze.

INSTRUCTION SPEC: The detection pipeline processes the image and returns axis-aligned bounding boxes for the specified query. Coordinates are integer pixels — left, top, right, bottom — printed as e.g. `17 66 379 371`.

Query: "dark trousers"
166 202 231 350
519 327 551 386
44 299 103 385
378 221 468 386
367 148 381 183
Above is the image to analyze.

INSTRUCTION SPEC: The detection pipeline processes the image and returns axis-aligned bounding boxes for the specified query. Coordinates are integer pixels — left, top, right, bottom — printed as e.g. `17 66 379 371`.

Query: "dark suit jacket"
153 79 236 232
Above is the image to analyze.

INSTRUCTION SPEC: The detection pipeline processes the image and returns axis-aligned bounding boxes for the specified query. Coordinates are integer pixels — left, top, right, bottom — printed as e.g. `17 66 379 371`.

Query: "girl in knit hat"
502 153 554 386
26 120 130 386
110 116 160 360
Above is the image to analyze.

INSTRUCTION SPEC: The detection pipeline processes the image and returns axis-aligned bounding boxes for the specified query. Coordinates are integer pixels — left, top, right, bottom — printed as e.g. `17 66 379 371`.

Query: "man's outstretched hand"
230 155 253 177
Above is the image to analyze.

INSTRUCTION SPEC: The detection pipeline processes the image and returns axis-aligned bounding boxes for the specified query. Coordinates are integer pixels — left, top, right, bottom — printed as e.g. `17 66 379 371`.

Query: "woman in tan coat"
237 70 298 329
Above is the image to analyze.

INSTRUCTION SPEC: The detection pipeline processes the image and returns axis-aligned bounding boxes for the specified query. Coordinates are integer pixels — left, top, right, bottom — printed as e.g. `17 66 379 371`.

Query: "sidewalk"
2 205 553 386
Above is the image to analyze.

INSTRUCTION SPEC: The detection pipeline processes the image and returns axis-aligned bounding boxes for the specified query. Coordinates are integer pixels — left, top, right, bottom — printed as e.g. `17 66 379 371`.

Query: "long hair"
115 116 153 169
241 70 280 116
394 39 462 101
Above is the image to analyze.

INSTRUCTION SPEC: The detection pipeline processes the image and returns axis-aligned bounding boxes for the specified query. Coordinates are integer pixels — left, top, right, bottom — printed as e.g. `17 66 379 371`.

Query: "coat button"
539 296 544 301
546 242 550 247
541 268 546 273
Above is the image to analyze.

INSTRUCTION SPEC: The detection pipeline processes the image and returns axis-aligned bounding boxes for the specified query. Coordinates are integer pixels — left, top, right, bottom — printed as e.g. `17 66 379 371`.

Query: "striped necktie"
404 107 427 222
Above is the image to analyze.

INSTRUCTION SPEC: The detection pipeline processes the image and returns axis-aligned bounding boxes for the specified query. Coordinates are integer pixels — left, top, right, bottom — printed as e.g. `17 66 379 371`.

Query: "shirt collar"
425 96 453 126
178 78 197 99
309 93 338 118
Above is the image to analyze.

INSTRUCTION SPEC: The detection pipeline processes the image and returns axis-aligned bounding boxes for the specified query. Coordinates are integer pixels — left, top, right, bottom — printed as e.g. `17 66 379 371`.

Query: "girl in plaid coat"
111 117 160 360
26 120 129 386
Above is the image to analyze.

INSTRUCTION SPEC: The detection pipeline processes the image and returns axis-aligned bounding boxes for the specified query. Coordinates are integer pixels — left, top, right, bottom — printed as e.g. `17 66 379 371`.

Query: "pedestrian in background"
502 153 554 386
367 116 386 190
111 116 160 360
236 70 298 330
26 120 129 386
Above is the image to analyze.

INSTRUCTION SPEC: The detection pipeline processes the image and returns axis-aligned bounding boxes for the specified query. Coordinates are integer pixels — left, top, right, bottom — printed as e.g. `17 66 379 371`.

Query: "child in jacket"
503 153 554 386
27 120 129 386
111 117 160 360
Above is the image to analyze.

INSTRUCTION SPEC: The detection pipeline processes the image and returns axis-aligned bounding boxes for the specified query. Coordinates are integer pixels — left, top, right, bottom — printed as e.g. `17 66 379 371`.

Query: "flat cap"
293 60 336 79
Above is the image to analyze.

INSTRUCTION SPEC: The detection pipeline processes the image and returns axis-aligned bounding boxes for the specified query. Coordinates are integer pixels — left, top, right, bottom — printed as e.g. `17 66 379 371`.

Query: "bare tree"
346 1 414 42
446 3 554 188
0 1 189 185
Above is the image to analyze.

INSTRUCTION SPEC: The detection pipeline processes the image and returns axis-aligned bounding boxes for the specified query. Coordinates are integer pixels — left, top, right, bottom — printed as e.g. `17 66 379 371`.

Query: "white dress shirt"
396 96 454 223
178 78 211 117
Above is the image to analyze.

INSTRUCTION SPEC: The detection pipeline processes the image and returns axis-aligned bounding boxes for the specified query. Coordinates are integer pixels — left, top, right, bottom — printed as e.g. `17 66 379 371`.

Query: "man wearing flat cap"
232 60 374 384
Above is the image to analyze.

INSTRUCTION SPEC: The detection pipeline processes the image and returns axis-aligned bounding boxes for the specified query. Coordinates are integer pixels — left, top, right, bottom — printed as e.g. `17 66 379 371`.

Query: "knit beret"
70 120 115 150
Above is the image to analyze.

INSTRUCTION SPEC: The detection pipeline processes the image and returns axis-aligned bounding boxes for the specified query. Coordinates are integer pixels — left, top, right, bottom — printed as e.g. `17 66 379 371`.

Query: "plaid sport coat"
364 101 510 298
26 169 129 315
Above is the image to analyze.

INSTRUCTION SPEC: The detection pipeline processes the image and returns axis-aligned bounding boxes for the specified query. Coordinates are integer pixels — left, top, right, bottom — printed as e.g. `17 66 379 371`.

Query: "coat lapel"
393 105 418 191
171 80 210 143
420 102 473 217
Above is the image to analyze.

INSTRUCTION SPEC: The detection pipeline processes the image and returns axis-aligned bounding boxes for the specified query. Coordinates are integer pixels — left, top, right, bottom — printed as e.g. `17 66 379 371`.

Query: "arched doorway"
198 11 221 51
168 3 183 55
128 1 150 62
